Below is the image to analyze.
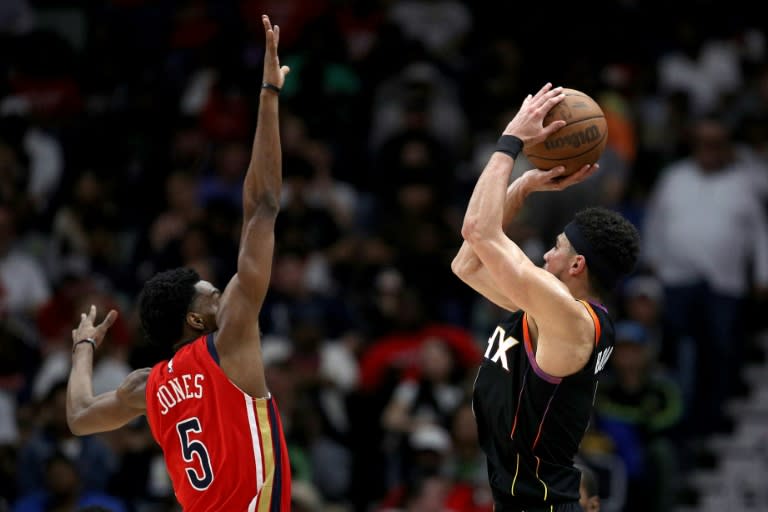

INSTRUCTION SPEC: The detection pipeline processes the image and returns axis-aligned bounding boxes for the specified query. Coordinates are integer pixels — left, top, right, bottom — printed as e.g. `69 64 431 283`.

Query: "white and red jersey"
145 333 291 511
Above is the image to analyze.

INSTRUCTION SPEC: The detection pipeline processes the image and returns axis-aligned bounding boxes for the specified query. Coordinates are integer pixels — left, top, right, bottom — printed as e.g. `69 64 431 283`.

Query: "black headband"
564 221 621 288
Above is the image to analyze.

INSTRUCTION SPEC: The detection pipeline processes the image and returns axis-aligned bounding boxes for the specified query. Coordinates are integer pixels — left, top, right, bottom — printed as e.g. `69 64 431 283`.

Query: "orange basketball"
523 88 607 176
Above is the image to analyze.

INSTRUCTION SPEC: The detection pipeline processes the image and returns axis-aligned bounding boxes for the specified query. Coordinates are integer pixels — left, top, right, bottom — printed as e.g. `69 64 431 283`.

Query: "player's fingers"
274 24 279 46
532 82 553 101
262 14 271 32
573 163 599 180
281 65 290 76
533 85 561 108
560 163 599 186
99 309 119 331
531 90 563 119
549 165 568 178
542 119 566 136
88 304 97 322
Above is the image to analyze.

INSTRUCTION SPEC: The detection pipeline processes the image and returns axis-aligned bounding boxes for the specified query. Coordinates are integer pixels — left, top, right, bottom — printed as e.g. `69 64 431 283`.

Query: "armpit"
117 367 151 410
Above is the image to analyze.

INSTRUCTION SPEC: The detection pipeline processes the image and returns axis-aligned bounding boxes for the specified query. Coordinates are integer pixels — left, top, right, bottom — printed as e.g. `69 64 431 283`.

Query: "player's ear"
570 254 587 276
186 312 206 331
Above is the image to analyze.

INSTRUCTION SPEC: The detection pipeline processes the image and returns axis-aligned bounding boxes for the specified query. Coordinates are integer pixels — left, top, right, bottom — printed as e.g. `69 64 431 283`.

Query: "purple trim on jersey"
523 340 563 385
588 301 608 314
522 314 563 385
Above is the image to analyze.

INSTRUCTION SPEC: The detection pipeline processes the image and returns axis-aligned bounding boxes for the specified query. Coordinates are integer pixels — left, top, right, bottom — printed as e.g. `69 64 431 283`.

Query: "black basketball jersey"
471 300 614 509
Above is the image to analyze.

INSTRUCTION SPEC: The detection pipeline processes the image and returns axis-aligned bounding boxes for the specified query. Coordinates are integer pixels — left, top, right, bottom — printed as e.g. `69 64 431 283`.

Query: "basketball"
523 88 607 176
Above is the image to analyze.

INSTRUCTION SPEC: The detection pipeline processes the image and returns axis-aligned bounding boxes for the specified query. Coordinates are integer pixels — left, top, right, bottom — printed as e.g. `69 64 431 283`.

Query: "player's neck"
567 281 605 310
173 329 207 352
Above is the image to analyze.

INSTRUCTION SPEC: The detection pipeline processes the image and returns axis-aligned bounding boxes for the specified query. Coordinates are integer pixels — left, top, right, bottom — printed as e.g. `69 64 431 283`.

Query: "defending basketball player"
452 83 639 511
66 15 291 511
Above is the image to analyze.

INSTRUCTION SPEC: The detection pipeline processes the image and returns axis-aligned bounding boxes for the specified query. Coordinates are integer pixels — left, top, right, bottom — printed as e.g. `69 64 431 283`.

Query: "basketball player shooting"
452 83 640 511
66 15 292 511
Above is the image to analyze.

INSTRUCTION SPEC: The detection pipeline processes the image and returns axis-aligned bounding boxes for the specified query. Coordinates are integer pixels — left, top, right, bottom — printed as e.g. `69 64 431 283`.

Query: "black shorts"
494 502 583 512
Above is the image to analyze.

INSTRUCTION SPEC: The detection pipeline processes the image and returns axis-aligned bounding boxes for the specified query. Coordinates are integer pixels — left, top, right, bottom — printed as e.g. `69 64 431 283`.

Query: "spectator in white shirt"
642 114 768 436
0 204 50 319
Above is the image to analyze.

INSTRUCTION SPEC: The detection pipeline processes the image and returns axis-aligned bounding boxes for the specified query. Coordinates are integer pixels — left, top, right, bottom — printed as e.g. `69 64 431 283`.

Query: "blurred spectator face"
45 384 71 436
272 253 307 294
611 323 651 377
691 119 732 172
171 125 208 170
623 276 663 326
74 172 103 206
214 141 248 182
625 294 660 326
0 205 15 255
451 403 478 447
612 342 649 374
166 171 199 213
420 338 454 382
0 142 23 202
406 476 449 512
401 139 431 169
398 184 435 215
579 478 600 511
46 455 79 498
180 225 209 264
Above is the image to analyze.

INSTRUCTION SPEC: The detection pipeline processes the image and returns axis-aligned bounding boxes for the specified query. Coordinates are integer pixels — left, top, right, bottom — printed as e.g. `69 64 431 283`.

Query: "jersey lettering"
594 347 613 374
176 417 214 490
484 326 520 372
158 374 205 415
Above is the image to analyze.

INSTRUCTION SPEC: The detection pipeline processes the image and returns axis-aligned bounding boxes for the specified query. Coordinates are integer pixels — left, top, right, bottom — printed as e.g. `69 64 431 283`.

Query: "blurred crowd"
0 1 767 511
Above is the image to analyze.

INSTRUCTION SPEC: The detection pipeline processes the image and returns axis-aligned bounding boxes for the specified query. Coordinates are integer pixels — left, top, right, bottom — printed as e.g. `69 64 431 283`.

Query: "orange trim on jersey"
531 388 558 451
509 372 527 439
578 300 601 346
522 313 532 352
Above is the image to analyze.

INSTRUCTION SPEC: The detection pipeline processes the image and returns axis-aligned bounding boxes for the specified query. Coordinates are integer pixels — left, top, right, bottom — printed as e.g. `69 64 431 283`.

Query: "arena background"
0 1 767 511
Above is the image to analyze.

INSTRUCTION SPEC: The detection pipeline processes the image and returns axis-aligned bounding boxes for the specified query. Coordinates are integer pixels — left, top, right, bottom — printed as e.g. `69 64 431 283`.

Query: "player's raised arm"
66 305 148 435
453 163 599 313
460 86 582 324
213 15 289 395
459 85 608 379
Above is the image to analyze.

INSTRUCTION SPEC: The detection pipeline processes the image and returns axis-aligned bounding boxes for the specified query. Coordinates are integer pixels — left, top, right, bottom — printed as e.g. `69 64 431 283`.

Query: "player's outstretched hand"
71 305 118 351
262 14 290 90
520 163 600 193
503 83 566 147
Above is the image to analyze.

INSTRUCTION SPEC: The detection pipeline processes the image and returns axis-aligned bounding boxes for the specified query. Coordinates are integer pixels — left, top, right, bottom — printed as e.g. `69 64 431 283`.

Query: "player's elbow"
450 254 464 278
451 251 479 281
243 193 280 220
66 411 89 436
461 215 491 245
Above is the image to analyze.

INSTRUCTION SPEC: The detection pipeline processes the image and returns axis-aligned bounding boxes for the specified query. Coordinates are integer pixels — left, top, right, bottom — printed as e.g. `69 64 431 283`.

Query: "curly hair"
138 267 200 346
572 207 640 293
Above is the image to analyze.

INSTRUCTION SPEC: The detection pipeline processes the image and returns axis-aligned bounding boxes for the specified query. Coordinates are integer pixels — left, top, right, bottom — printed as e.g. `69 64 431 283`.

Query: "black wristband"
495 134 524 159
73 338 97 354
261 82 281 95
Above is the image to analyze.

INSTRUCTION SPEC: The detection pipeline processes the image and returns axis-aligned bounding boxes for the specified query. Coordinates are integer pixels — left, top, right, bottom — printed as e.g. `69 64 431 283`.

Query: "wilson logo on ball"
543 125 601 150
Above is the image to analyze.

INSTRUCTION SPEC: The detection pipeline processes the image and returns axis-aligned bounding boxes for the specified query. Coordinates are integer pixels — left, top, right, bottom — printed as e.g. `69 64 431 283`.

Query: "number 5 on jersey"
176 417 214 490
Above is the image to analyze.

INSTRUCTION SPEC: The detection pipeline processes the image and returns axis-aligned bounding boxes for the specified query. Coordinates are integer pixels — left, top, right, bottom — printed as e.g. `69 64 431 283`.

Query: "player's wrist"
261 82 281 95
72 337 97 354
495 134 524 159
